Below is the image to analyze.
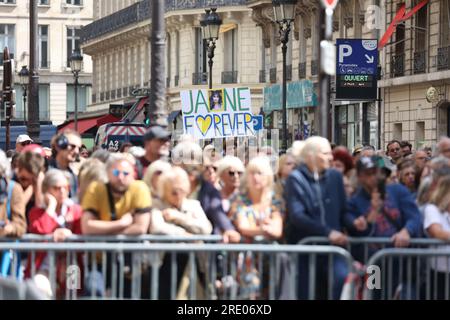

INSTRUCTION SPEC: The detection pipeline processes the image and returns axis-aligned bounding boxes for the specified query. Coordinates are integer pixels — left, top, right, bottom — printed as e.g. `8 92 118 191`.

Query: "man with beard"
81 153 151 235
81 153 151 298
49 130 82 200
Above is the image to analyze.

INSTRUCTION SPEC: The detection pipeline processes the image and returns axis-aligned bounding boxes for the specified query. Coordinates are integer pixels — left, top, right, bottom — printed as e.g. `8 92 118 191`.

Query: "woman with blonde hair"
229 156 283 243
423 175 450 299
150 166 212 236
216 156 245 214
274 153 296 215
77 158 108 203
143 160 172 198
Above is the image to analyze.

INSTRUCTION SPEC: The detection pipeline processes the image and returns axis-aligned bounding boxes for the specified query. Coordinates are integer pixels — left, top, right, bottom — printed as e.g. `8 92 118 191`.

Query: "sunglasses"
205 165 218 172
68 144 81 151
112 169 131 177
20 141 32 147
228 170 243 177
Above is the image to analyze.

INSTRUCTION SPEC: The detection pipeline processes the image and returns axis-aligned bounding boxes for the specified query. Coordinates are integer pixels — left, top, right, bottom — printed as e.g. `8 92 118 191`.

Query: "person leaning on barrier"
284 136 349 300
172 141 241 244
81 153 151 235
0 150 27 238
149 166 212 236
345 156 422 247
26 169 83 299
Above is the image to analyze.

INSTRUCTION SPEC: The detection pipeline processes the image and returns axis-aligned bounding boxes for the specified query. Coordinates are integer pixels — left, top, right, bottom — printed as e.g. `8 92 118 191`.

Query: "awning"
58 114 120 134
168 110 182 123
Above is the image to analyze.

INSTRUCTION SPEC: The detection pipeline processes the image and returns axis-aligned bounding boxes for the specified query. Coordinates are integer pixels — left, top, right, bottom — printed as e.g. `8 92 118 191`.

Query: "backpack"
1 181 22 279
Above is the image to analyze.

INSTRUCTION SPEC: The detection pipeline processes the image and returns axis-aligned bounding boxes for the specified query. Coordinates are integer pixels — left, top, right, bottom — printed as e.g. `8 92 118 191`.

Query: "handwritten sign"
181 87 255 139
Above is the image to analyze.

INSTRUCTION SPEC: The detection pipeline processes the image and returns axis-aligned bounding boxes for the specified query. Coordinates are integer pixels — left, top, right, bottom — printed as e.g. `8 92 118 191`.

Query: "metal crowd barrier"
0 234 224 243
0 277 48 300
299 237 450 264
0 242 355 301
364 248 450 300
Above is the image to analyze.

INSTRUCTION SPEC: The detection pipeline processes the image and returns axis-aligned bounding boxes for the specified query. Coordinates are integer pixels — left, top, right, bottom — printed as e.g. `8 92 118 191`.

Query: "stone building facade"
0 0 93 126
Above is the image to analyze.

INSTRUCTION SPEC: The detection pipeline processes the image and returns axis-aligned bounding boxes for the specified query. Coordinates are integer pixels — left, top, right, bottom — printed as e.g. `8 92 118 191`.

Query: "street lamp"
18 66 29 126
201 8 222 89
69 49 83 132
272 0 297 154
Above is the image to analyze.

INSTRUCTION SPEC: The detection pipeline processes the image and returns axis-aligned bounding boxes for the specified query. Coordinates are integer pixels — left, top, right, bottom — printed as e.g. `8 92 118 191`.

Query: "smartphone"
377 178 386 201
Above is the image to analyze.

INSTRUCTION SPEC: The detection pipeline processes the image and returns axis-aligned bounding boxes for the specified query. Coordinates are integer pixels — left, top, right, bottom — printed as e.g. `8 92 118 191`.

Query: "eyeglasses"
389 148 400 153
20 141 32 147
112 169 131 178
67 144 81 151
228 170 243 177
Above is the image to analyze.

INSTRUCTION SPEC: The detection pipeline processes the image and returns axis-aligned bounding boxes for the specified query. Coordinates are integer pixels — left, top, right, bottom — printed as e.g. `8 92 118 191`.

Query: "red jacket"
25 203 83 297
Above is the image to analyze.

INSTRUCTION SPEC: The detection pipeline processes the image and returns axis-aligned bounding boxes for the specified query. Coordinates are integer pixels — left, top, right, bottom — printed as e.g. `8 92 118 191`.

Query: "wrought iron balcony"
81 0 248 43
298 62 306 79
106 91 110 100
391 53 405 77
174 75 179 86
437 46 450 71
286 65 292 81
259 70 266 83
413 51 426 74
122 87 128 97
311 60 318 76
270 68 277 83
117 88 122 98
222 71 238 84
192 72 208 85
100 92 104 101
111 90 116 100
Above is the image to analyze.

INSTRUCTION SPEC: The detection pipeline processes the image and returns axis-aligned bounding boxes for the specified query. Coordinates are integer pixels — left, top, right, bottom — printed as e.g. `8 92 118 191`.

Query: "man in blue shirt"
284 136 349 300
345 156 422 299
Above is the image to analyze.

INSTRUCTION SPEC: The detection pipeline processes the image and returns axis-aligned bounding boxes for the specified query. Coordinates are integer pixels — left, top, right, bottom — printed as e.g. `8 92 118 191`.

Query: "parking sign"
336 39 379 100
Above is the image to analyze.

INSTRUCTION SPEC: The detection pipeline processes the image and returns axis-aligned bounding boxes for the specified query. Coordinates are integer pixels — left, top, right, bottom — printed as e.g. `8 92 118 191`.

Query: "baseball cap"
356 156 392 175
143 126 171 142
16 134 33 144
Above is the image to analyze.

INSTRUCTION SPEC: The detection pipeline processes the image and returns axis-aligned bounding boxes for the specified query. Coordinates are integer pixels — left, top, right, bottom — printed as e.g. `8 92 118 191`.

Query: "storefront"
263 80 318 145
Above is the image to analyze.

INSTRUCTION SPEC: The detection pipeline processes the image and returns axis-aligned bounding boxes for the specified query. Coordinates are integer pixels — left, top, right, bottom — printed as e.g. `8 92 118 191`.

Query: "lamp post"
201 8 222 90
69 49 83 132
18 66 29 126
272 0 297 154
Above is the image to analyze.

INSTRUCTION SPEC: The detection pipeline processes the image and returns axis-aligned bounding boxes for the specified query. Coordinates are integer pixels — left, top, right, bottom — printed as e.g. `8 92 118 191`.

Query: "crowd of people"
1 128 450 300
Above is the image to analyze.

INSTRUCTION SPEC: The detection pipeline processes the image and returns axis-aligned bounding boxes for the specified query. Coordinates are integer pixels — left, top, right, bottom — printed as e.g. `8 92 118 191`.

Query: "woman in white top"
150 166 212 236
423 174 450 299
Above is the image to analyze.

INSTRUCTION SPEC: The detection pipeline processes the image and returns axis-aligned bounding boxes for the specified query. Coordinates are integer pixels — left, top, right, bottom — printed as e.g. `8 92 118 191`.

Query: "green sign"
263 80 318 113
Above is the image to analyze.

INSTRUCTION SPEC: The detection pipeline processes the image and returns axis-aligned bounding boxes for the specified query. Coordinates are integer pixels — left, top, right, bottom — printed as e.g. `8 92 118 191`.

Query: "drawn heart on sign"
196 115 213 136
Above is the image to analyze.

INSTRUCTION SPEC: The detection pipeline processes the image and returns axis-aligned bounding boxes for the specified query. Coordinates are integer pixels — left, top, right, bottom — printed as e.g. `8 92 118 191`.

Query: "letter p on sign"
321 0 339 10
339 44 352 63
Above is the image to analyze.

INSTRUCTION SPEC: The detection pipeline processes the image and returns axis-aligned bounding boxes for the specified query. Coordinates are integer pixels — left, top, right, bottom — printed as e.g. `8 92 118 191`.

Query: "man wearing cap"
139 126 171 176
346 155 421 243
15 135 33 153
345 156 422 298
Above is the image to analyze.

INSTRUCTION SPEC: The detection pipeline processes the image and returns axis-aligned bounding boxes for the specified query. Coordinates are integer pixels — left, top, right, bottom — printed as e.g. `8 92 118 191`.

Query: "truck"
94 89 151 151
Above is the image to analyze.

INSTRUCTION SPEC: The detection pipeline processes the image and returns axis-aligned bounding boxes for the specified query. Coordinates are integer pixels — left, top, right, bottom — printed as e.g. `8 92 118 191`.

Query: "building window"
175 31 180 85
39 0 49 5
193 27 208 85
0 24 15 64
336 104 361 149
393 123 403 141
441 0 450 46
67 27 81 67
66 0 82 5
0 0 16 4
66 84 89 117
416 121 425 149
39 25 49 69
